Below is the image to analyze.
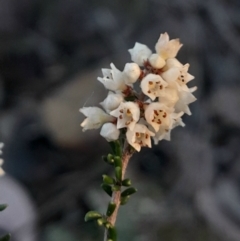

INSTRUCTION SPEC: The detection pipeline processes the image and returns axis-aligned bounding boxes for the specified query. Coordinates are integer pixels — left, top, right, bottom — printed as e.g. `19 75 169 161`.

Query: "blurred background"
0 0 240 240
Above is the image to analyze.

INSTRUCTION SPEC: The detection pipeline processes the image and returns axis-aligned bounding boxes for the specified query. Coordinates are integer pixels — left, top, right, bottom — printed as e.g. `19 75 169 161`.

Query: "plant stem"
103 143 133 241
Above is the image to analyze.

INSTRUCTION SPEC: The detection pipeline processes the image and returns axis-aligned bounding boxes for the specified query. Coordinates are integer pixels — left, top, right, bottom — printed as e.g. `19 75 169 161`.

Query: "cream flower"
148 53 166 69
80 107 115 131
153 112 185 144
158 83 179 108
155 32 182 60
100 91 124 113
100 123 120 142
174 90 197 115
161 64 194 91
163 58 183 70
123 63 141 84
145 102 174 132
140 74 168 100
97 63 126 91
128 43 152 66
80 32 197 151
110 102 140 130
126 123 155 152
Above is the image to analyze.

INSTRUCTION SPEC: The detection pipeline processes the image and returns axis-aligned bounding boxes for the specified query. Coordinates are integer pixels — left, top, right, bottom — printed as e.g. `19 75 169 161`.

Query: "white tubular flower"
153 112 185 144
140 73 168 101
148 53 166 69
97 63 126 91
163 58 194 84
145 102 173 132
110 102 140 130
80 107 115 131
155 32 183 60
161 67 180 84
177 64 195 86
126 123 155 152
162 66 194 89
100 123 120 142
159 83 179 107
174 90 197 115
128 43 152 66
163 58 183 70
100 91 124 113
123 63 141 84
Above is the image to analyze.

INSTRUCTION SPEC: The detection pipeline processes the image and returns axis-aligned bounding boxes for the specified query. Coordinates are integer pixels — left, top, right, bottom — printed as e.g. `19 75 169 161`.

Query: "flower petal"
129 42 152 66
80 107 114 131
100 123 120 141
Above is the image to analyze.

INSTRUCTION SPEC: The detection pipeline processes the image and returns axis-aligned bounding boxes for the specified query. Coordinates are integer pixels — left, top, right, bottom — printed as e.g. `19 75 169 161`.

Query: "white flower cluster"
80 33 196 152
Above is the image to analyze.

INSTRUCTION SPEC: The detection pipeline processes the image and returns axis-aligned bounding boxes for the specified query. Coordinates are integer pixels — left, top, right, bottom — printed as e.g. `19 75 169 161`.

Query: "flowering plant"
80 32 196 241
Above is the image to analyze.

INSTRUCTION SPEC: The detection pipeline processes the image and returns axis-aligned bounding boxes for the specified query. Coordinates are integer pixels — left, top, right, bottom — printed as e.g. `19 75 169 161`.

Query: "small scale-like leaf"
115 140 122 157
115 167 122 182
0 204 7 212
113 156 122 168
106 202 116 217
84 211 102 222
102 175 114 185
121 187 137 197
109 140 122 157
105 222 112 229
0 234 10 241
102 155 114 165
111 185 120 192
97 218 105 226
108 226 117 241
120 196 130 205
122 178 131 187
101 184 113 197
107 154 114 162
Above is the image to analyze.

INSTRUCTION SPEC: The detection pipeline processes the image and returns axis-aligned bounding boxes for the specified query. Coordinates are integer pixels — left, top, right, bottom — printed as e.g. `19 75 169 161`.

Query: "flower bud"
128 42 152 66
148 54 166 69
123 63 141 84
100 123 120 142
80 107 114 131
100 92 124 113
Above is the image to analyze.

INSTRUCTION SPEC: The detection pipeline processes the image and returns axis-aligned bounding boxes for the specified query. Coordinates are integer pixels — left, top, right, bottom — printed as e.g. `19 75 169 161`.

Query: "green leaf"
115 167 122 182
102 155 114 165
101 184 113 197
106 202 116 217
108 226 117 241
113 156 122 168
105 222 112 229
102 175 114 185
0 204 7 212
120 196 130 205
97 218 105 226
122 178 131 187
107 154 114 163
84 211 102 222
111 185 120 192
0 234 10 241
109 141 122 157
108 239 113 241
121 187 137 197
